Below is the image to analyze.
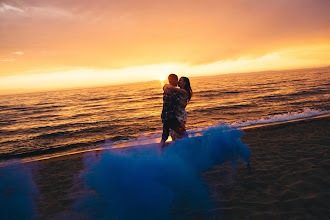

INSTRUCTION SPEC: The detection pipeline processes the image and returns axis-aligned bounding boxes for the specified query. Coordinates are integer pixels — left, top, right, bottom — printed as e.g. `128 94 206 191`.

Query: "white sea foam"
105 108 329 149
230 108 330 128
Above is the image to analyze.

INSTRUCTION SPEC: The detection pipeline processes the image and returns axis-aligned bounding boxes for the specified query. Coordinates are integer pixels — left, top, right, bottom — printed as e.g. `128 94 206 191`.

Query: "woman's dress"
170 95 187 141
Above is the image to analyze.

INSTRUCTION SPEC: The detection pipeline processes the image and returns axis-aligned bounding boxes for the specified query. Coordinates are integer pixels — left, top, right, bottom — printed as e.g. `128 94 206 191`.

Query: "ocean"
0 67 329 160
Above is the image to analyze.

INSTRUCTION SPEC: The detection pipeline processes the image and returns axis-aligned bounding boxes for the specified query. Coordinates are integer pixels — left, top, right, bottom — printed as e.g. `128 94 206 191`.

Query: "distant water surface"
0 68 329 159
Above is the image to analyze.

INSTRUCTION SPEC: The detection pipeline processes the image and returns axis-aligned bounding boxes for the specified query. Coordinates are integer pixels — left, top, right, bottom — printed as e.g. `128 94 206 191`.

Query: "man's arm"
164 84 188 98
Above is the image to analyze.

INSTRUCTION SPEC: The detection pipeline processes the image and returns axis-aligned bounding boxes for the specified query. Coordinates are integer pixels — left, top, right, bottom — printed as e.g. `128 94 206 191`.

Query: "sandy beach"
204 115 330 219
27 115 330 219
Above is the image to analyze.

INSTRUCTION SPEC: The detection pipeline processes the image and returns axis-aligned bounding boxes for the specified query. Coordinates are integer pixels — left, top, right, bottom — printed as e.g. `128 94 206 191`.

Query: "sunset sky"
0 0 329 94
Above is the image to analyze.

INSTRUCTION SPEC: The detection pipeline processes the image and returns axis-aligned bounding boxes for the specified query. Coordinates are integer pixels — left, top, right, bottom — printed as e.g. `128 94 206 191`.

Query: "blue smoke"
75 124 251 219
0 161 38 219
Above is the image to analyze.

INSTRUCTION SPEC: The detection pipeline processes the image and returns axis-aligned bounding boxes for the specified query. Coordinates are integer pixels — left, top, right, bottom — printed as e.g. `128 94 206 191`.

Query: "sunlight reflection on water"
0 69 329 158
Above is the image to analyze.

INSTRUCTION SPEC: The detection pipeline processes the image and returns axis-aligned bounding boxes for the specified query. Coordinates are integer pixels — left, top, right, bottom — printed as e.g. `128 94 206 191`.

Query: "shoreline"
18 113 329 164
0 113 328 166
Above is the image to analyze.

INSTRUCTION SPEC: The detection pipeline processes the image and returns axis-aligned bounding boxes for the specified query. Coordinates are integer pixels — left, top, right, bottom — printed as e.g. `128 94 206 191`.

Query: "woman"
164 77 193 141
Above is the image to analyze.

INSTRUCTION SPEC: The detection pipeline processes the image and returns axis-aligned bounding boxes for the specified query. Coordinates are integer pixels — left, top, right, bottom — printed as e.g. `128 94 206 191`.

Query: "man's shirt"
161 89 180 121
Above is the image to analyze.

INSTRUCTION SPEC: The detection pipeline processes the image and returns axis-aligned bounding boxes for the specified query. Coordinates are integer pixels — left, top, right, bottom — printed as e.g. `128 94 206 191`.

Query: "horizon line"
0 65 329 96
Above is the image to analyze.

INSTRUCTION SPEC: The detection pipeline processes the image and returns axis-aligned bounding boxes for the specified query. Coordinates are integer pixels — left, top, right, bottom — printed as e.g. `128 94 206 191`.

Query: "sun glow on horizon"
0 44 329 95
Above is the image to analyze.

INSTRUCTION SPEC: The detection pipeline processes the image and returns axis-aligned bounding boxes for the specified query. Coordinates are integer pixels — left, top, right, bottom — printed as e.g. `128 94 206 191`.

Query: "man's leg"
160 121 170 148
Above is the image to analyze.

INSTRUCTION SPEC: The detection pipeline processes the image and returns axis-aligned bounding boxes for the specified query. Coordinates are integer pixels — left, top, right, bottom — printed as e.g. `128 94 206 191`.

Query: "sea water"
0 67 329 219
0 67 329 160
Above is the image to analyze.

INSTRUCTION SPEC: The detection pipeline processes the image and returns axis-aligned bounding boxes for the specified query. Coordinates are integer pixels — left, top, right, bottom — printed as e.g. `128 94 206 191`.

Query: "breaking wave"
230 108 330 128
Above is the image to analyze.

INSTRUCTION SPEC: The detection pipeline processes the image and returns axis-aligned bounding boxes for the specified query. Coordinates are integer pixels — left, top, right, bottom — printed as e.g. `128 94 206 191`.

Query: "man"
160 74 188 149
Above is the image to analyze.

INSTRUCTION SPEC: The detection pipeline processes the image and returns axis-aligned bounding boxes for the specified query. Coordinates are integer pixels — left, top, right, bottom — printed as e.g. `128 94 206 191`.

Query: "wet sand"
203 115 330 219
29 116 330 219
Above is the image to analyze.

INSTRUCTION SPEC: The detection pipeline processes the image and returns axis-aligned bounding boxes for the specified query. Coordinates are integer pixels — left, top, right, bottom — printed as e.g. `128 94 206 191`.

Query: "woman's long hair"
181 77 193 101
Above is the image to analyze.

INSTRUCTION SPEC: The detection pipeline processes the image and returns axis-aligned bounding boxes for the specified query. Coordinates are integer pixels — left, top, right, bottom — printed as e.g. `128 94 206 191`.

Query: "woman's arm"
163 84 188 98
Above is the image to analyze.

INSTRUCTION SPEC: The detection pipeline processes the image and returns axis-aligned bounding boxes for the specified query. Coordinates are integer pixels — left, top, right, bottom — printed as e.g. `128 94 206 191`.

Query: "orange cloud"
0 0 329 77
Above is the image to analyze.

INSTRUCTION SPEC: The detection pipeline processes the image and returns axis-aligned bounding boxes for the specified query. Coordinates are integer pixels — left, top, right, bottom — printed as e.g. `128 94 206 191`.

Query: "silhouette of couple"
160 74 193 149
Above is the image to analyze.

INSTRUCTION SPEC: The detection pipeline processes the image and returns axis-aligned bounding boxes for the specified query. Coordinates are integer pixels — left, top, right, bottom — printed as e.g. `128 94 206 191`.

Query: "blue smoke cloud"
75 124 251 219
0 161 38 219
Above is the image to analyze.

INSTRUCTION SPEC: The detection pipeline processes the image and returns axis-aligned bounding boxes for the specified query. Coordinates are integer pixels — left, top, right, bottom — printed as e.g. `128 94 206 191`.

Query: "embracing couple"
160 73 193 149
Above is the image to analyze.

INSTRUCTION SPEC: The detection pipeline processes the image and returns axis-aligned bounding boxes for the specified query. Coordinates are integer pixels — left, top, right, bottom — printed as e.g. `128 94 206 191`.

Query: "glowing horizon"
0 0 329 94
0 47 329 95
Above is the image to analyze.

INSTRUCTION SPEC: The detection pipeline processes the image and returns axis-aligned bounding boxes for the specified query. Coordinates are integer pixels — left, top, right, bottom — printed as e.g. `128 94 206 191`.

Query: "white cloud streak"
13 51 24 55
0 2 73 19
0 3 24 13
0 59 16 62
26 6 73 19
